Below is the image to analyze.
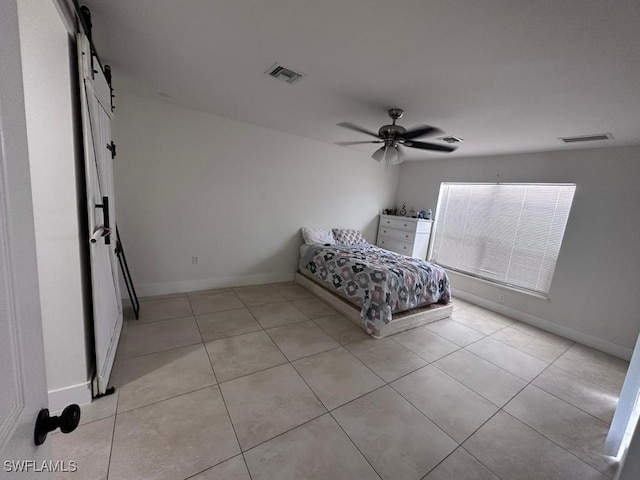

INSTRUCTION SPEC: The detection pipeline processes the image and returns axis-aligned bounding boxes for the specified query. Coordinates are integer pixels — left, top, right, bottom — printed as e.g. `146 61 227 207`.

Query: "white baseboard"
134 272 296 298
454 289 633 360
48 380 93 413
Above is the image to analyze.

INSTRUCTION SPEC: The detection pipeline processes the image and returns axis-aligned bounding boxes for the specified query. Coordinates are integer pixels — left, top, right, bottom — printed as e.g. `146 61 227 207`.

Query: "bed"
297 242 452 338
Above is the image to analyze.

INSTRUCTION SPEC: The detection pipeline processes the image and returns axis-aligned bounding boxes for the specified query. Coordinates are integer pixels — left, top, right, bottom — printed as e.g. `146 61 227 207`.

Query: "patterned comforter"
299 244 451 335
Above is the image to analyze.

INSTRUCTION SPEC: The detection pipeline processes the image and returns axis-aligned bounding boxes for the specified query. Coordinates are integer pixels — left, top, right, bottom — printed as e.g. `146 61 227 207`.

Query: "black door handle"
95 196 110 245
34 404 81 445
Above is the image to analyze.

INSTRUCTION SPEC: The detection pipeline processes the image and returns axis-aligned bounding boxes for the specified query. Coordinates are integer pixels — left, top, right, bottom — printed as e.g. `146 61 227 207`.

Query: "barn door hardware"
115 227 139 319
94 196 111 244
106 141 116 158
104 65 115 111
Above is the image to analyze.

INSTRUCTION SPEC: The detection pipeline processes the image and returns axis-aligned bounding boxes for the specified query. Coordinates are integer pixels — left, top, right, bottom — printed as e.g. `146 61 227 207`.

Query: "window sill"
444 269 551 302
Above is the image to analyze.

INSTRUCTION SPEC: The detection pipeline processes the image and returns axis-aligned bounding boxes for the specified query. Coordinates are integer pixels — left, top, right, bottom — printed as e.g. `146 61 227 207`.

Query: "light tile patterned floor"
52 283 628 480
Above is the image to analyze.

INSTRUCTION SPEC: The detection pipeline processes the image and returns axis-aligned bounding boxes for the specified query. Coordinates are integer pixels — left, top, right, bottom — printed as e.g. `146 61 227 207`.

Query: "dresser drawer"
380 215 418 231
395 219 418 232
380 216 399 228
378 237 412 255
378 227 415 243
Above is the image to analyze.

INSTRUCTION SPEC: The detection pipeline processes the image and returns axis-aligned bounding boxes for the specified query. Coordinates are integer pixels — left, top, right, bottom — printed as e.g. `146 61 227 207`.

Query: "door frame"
0 0 50 466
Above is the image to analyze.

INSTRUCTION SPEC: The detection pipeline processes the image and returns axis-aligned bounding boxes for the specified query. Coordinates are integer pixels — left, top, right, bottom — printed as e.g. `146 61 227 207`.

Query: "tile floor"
52 283 629 480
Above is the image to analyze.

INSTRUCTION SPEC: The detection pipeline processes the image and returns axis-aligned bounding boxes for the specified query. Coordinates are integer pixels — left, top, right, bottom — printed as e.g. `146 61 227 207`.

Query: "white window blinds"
432 183 576 295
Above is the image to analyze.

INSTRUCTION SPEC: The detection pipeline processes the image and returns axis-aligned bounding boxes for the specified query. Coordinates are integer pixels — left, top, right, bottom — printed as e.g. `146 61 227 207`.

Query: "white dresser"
376 214 433 259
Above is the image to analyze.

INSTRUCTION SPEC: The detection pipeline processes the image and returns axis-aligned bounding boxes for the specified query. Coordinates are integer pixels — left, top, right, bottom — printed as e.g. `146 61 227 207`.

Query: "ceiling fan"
337 109 458 168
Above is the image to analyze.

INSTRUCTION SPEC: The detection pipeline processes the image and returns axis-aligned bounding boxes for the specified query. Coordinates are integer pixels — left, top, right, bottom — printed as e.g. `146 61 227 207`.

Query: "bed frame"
295 272 453 338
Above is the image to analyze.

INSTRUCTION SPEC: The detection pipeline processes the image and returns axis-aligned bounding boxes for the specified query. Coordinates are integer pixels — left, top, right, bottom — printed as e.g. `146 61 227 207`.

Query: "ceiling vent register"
265 63 304 84
559 133 613 143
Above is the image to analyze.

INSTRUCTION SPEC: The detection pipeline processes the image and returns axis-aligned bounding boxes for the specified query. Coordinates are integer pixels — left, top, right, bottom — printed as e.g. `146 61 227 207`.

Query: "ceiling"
79 0 640 159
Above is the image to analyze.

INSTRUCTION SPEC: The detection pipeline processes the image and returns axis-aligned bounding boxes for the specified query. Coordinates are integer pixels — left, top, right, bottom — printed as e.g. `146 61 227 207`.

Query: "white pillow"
301 227 336 245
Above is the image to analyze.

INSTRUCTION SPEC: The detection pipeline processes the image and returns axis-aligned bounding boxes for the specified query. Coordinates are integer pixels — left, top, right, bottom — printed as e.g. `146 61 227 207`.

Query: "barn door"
605 333 640 459
77 32 123 396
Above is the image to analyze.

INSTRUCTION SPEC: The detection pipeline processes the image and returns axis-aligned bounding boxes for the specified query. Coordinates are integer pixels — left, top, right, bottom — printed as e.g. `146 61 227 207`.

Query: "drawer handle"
403 246 407 250
405 234 409 238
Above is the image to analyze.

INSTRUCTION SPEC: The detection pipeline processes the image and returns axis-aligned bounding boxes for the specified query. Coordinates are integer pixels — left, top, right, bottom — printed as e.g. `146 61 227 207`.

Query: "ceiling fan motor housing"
380 108 406 141
388 108 404 120
378 124 407 139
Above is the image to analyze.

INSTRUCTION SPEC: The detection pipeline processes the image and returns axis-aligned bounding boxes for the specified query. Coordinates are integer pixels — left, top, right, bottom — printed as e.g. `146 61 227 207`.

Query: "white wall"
113 92 399 296
18 0 93 409
396 146 640 358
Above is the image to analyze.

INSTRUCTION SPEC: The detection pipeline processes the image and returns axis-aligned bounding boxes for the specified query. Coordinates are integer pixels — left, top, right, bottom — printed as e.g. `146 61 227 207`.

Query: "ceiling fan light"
390 154 403 165
372 147 385 162
384 145 399 163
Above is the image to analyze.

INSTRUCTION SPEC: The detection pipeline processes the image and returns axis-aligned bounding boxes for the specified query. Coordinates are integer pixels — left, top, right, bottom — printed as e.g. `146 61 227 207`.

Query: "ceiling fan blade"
404 140 457 152
337 122 381 139
399 124 444 140
335 140 383 146
372 146 386 162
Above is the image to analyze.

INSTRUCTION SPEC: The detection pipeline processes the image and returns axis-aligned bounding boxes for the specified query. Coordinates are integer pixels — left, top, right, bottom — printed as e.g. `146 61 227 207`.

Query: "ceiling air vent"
559 133 613 143
265 63 304 84
438 136 464 144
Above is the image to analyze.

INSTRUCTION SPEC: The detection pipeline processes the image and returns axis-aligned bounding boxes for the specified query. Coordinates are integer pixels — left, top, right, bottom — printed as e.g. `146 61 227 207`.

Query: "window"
431 183 576 295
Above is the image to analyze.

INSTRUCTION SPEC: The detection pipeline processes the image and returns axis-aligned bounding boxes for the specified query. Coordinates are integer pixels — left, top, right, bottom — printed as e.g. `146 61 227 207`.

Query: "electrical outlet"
498 294 506 304
192 256 198 265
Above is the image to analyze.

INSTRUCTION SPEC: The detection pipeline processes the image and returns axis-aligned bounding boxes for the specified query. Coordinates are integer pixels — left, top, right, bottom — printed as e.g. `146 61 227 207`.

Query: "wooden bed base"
295 272 453 338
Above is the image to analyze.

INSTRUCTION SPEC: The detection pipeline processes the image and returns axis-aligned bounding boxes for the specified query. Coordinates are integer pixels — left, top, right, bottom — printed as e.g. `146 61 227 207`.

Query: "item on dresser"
332 228 367 245
399 202 407 216
301 227 336 245
377 214 433 259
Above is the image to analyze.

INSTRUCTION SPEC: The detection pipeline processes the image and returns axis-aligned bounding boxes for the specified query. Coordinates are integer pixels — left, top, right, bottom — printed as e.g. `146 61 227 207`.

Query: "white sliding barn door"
606 332 640 462
0 0 51 468
77 32 123 395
